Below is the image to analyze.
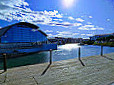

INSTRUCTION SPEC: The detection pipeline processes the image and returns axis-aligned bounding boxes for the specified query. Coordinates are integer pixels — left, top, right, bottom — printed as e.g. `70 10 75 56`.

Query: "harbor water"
0 43 114 69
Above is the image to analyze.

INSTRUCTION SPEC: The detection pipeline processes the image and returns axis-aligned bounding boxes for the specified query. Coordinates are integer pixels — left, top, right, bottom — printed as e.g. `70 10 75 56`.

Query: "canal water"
0 44 114 69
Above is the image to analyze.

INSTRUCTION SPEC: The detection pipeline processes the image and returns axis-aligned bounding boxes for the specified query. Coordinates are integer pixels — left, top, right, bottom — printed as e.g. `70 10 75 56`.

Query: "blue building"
0 22 57 56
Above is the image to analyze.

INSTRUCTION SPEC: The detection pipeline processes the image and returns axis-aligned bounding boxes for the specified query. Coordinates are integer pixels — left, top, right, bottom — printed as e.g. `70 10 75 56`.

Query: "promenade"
0 53 114 85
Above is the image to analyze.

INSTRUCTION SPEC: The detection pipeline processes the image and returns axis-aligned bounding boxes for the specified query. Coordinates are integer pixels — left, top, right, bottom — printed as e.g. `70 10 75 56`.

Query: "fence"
0 45 104 72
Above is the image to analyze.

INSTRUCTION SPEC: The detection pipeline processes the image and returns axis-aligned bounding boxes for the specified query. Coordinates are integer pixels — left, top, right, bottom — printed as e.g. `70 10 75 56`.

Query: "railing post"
78 47 85 66
78 47 81 60
41 49 53 75
101 45 103 56
50 49 52 64
3 53 7 71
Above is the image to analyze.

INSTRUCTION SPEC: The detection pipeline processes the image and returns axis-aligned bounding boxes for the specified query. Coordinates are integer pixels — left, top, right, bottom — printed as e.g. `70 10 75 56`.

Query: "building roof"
38 30 47 36
0 22 47 37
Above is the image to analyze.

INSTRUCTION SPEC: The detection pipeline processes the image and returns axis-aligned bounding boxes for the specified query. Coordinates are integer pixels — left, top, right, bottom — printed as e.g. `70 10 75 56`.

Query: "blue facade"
0 22 57 56
1 25 47 43
0 43 57 54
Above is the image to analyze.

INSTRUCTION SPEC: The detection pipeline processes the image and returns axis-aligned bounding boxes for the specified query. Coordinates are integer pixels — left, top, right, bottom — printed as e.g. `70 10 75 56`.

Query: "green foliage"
96 35 114 41
83 40 94 45
94 42 114 47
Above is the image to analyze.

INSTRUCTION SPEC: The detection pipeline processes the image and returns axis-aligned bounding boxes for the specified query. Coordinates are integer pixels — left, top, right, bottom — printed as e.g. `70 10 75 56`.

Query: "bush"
83 40 94 45
94 42 114 47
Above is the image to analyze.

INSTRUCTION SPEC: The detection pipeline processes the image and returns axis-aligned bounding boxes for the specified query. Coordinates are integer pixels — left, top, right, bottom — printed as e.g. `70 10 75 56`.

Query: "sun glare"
63 0 74 8
58 44 80 51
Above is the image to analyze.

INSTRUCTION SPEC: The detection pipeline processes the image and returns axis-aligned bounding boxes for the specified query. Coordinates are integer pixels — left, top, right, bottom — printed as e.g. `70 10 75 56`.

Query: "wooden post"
78 47 85 66
78 47 81 60
50 49 52 64
101 45 103 56
41 49 53 75
3 53 7 71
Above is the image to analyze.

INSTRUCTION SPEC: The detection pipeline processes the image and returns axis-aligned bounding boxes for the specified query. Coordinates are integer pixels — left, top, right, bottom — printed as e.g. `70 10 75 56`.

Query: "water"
52 44 114 61
0 44 114 69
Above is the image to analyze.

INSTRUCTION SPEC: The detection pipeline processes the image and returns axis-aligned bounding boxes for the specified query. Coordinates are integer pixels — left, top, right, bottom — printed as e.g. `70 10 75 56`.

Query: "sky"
0 0 114 38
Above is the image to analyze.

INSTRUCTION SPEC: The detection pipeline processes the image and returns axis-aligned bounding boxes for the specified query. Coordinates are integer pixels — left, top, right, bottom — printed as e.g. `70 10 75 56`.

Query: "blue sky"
0 0 114 38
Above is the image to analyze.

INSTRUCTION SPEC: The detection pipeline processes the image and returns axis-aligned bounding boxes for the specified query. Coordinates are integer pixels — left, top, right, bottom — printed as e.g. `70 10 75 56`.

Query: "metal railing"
0 45 105 73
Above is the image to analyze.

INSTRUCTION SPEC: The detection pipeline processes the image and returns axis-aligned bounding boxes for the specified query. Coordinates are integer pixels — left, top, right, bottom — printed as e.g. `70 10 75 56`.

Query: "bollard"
78 47 85 66
3 53 7 71
50 49 52 64
41 49 53 75
101 45 103 56
78 47 81 60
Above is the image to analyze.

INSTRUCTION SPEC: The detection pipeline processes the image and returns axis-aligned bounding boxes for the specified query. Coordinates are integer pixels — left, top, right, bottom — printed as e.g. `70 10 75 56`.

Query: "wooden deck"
0 53 114 85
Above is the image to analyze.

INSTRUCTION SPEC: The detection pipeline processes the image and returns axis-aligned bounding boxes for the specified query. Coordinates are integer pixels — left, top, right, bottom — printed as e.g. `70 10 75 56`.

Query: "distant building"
67 38 83 43
90 33 114 41
0 22 57 56
48 37 67 45
48 37 83 45
83 39 90 41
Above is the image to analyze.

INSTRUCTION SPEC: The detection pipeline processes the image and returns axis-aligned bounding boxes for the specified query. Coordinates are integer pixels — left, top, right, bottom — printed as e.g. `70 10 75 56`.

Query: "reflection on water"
52 44 114 61
58 43 80 51
0 52 48 69
0 44 114 69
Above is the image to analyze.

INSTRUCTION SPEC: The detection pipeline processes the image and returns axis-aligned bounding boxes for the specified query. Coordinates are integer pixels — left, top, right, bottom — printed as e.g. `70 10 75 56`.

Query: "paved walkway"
0 53 114 85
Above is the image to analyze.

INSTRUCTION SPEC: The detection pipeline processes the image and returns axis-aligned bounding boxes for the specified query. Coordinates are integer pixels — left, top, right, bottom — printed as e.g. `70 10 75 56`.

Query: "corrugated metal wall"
1 25 47 43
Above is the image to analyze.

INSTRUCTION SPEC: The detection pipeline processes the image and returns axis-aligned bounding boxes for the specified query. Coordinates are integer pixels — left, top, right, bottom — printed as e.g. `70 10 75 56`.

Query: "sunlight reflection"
58 44 81 51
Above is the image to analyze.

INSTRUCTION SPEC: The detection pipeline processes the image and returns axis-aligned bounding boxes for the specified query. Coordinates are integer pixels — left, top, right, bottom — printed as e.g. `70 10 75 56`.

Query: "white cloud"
0 0 63 25
42 10 63 19
76 18 84 22
47 34 54 37
86 34 93 36
62 22 71 24
89 16 93 18
43 10 58 16
78 27 89 30
90 28 97 30
57 31 71 35
55 22 82 28
68 16 74 20
56 31 79 37
55 22 73 27
81 34 93 37
73 23 82 26
106 19 110 21
83 25 94 28
53 19 63 21
78 24 104 30
45 30 53 33
72 33 79 36
47 31 79 38
90 27 104 30
47 33 60 38
57 31 71 37
55 14 63 18
0 0 105 33
81 34 86 35
87 22 92 24
96 27 104 30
